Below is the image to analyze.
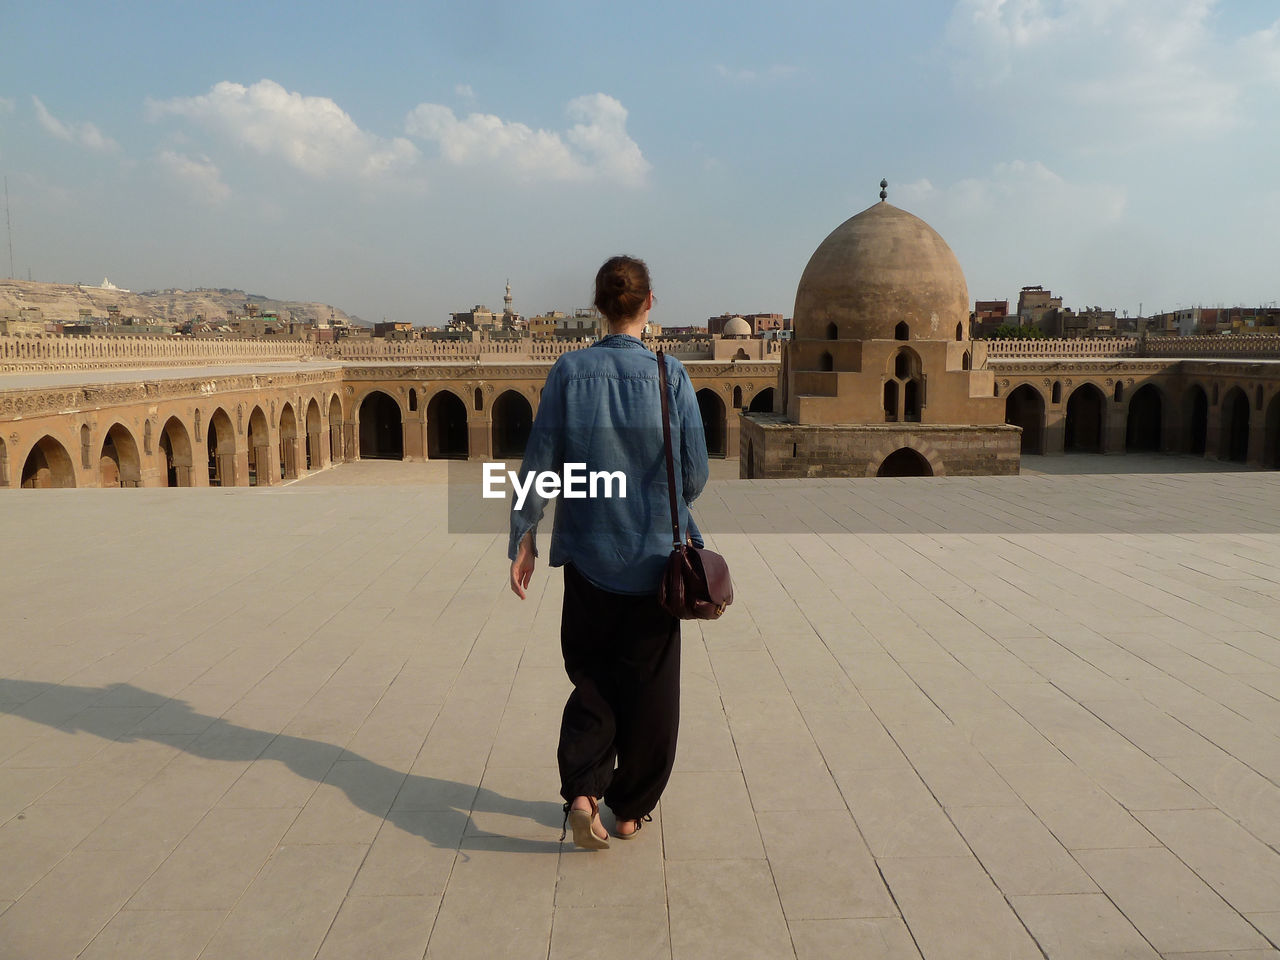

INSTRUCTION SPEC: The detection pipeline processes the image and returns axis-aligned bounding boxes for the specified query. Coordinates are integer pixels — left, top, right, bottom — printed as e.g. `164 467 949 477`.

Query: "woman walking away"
508 255 709 849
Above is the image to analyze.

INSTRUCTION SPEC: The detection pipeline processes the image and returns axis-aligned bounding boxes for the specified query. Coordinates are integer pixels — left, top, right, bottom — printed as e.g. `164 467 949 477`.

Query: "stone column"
1248 412 1267 467
330 421 344 463
1205 405 1224 460
344 420 358 461
468 417 492 461
225 451 244 486
725 413 741 462
252 441 272 486
1104 400 1127 454
403 415 426 461
307 430 324 470
1042 408 1066 455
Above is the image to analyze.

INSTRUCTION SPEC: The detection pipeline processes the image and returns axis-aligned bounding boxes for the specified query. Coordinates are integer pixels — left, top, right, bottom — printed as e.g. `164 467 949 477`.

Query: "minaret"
504 278 513 315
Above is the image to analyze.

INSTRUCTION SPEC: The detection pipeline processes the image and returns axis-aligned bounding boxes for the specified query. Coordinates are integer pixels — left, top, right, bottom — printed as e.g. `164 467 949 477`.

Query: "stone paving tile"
549 905 671 960
78 909 223 960
199 842 368 960
757 809 898 920
1075 847 1272 954
314 895 439 960
878 856 1043 960
948 805 1098 896
348 810 467 897
789 918 923 960
1009 893 1160 959
3 469 1280 958
667 859 793 960
661 770 764 861
424 836 559 960
833 764 972 859
1134 809 1280 915
127 807 296 911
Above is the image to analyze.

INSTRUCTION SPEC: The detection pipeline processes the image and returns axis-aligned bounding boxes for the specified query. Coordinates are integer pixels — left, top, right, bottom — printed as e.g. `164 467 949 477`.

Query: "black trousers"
557 563 681 821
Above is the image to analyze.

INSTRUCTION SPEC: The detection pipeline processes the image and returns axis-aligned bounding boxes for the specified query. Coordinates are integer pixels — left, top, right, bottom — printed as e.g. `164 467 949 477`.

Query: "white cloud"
405 93 649 187
157 150 230 204
455 83 476 100
147 79 419 180
895 161 1128 302
32 96 119 152
897 160 1126 223
1239 18 1280 86
0 96 14 114
947 0 1248 142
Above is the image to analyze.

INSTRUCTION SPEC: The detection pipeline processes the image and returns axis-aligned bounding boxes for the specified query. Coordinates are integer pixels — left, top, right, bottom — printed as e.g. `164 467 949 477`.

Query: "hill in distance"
0 279 366 327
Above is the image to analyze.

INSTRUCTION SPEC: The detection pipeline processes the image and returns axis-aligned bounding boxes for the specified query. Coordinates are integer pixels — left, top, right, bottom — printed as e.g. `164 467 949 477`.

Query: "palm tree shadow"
0 677 563 855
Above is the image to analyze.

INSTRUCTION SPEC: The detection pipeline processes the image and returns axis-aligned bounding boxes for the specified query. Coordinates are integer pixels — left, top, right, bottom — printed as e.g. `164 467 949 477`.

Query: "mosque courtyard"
2 457 1280 959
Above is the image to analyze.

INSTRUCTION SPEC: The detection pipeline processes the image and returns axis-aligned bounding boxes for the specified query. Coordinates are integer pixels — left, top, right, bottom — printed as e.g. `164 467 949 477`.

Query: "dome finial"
879 178 888 202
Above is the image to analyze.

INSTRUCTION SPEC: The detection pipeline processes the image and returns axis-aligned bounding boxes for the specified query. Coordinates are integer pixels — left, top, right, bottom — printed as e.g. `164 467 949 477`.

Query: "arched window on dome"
904 380 922 421
818 351 834 372
955 321 964 341
883 380 898 422
826 322 838 340
894 322 909 341
887 347 924 422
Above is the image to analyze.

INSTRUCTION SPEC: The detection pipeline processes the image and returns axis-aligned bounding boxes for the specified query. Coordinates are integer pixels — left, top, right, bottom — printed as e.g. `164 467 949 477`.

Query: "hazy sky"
2 1 1278 325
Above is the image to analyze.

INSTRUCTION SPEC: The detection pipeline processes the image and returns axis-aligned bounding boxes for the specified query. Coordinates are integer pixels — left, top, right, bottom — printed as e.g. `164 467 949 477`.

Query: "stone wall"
739 416 1021 478
0 333 310 372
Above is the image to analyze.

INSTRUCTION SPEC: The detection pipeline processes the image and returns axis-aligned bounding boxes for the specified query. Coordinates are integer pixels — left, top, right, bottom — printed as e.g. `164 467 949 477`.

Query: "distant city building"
526 311 566 339
0 306 46 336
1017 286 1063 332
972 299 1010 338
554 308 602 339
707 313 789 336
373 321 415 340
1060 306 1118 339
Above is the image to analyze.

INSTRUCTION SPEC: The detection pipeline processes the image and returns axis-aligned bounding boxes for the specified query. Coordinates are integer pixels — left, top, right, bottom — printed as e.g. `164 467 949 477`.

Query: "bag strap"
656 350 682 550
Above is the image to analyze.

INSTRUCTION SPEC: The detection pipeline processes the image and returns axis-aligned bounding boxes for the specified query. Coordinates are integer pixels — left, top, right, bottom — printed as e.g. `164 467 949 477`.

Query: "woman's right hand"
510 530 535 599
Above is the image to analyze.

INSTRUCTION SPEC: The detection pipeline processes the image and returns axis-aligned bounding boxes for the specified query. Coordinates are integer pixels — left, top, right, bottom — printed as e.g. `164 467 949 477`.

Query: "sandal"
613 813 653 840
561 796 610 850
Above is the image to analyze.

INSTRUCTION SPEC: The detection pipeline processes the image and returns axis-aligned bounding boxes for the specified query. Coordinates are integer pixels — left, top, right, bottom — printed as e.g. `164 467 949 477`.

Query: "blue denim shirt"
506 334 709 595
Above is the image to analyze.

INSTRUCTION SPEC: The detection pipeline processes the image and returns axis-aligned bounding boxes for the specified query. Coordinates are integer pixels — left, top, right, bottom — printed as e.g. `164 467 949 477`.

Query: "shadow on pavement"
0 677 563 855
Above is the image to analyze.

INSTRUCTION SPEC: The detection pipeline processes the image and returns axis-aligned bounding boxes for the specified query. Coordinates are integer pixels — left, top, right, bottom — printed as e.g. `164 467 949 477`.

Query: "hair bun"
593 255 651 325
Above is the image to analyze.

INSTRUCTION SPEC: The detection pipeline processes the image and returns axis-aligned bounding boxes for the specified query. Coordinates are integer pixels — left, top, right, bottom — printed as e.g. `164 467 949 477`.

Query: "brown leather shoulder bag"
656 350 733 620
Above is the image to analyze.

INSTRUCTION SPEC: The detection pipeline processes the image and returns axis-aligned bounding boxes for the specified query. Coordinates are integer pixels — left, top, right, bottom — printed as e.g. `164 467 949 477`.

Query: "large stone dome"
793 201 969 343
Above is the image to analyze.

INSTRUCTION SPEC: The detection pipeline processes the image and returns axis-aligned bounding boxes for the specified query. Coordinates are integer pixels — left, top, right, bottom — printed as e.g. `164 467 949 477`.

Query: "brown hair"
593 255 651 324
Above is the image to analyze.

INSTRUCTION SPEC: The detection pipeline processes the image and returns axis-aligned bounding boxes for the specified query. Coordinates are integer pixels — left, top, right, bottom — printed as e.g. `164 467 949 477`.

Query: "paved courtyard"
2 458 1280 959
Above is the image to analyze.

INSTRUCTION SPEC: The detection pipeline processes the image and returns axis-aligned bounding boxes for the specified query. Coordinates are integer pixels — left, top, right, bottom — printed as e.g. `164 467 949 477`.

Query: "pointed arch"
428 390 469 459
1065 383 1105 453
697 388 727 458
358 391 404 460
99 423 142 487
1220 387 1250 462
1005 384 1045 455
492 390 533 459
160 416 194 487
21 436 76 488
